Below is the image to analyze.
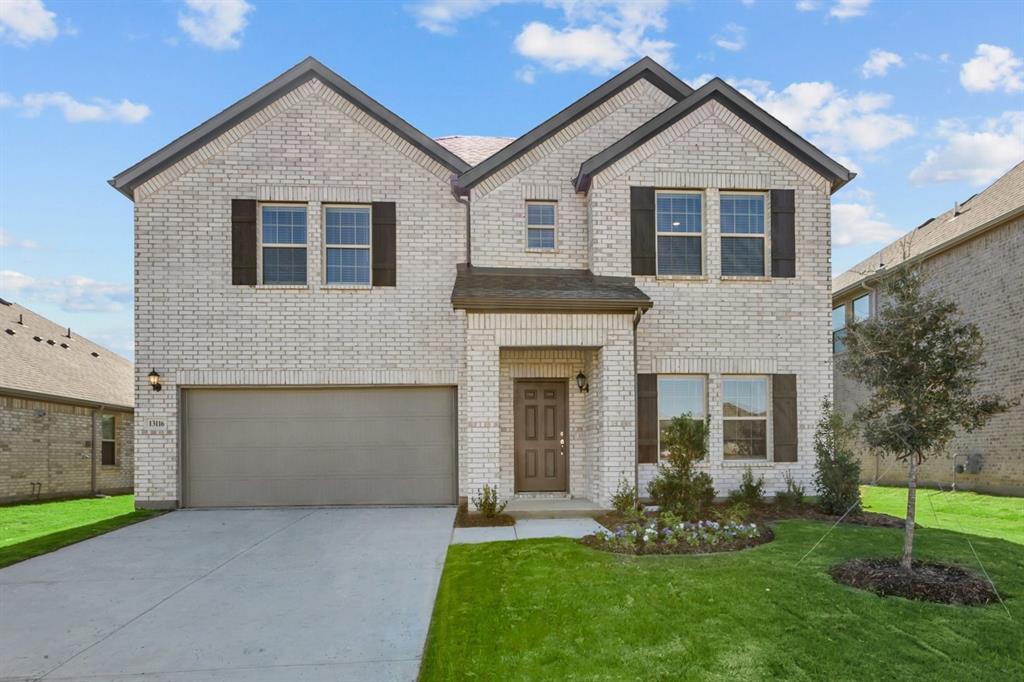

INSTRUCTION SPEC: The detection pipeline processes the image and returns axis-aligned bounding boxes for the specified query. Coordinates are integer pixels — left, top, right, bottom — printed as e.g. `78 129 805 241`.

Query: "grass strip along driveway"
0 495 160 568
421 519 1022 680
861 485 1023 545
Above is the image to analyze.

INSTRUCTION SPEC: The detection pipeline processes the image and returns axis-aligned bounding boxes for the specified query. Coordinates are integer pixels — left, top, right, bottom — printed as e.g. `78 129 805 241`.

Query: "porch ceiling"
451 265 652 313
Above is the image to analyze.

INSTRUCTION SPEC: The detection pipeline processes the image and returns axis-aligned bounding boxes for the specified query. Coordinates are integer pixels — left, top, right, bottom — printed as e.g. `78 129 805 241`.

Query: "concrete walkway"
452 517 606 544
0 507 455 682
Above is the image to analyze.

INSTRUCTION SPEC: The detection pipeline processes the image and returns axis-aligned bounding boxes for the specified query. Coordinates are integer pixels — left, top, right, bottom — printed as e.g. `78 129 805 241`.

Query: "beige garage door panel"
184 387 456 507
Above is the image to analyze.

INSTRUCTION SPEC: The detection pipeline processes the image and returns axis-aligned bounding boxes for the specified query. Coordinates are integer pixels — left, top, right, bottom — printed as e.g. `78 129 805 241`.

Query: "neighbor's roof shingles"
833 161 1024 297
0 301 134 409
435 136 515 166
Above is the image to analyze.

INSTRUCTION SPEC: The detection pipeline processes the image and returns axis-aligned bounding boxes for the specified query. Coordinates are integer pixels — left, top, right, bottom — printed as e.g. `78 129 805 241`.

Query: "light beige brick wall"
590 101 833 497
834 216 1024 495
469 79 675 269
133 79 466 506
0 396 133 502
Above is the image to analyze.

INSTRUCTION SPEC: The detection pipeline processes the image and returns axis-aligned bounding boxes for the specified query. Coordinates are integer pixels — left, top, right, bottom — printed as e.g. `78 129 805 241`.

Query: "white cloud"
795 0 819 10
0 0 57 46
861 49 903 78
830 0 871 19
0 92 15 108
960 44 1023 93
832 201 902 247
0 230 40 249
178 0 252 50
516 65 536 84
16 92 151 123
713 23 746 52
0 270 133 313
909 112 1024 186
411 0 507 34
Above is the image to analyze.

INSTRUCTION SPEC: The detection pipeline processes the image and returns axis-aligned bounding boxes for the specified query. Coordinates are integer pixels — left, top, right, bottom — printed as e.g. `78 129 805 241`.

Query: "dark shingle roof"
451 265 652 313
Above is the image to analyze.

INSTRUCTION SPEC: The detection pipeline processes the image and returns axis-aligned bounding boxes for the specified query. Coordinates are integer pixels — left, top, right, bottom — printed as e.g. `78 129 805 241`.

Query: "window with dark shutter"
637 374 659 463
231 199 257 285
770 189 795 278
630 187 656 276
371 202 396 287
772 374 798 462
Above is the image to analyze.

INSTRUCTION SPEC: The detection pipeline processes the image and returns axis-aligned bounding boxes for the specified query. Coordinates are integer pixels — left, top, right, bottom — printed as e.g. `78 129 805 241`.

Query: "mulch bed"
829 558 998 605
580 524 774 556
595 504 904 531
455 503 515 528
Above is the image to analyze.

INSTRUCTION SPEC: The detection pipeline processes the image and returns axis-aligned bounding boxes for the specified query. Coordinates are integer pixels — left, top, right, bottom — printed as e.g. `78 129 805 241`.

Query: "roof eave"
451 297 652 313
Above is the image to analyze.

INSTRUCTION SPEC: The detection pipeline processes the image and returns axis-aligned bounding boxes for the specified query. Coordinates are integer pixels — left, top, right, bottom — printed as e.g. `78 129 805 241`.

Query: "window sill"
253 284 309 290
722 460 774 467
720 275 771 282
101 464 120 469
525 248 559 254
322 284 373 290
654 275 707 282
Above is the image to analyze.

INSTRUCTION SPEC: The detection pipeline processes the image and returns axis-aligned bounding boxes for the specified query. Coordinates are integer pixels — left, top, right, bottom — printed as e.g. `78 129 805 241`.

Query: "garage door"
183 387 456 507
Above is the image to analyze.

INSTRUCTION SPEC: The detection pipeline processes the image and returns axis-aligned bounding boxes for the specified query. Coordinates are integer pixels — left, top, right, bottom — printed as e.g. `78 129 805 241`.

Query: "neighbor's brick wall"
834 216 1024 495
0 396 133 503
469 79 675 269
590 101 833 497
133 79 466 505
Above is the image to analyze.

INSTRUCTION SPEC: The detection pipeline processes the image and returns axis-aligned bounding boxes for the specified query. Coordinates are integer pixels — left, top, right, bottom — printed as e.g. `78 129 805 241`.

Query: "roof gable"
573 78 855 194
454 57 692 192
110 57 470 200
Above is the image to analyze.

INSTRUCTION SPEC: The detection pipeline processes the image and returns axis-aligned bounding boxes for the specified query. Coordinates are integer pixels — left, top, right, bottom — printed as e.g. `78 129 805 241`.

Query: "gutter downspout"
451 176 471 266
633 306 647 494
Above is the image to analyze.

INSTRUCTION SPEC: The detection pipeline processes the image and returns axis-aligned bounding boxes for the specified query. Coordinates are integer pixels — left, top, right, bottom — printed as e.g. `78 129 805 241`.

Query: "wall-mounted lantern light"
575 371 589 393
148 369 162 392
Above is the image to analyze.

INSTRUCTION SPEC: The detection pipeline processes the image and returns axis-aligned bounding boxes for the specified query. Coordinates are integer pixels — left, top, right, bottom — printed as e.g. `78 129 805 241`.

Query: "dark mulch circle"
829 558 999 605
751 505 906 528
454 503 515 528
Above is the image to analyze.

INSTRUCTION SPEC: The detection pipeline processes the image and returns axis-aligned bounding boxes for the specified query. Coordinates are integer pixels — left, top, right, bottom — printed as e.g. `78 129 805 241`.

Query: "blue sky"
1 0 1022 359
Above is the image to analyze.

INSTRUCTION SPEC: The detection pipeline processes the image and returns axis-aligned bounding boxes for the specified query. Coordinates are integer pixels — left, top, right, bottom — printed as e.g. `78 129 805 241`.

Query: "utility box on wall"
955 453 983 474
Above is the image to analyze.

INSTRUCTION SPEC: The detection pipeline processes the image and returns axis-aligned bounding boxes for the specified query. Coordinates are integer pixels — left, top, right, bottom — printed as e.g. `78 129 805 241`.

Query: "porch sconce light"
575 371 589 393
148 369 162 392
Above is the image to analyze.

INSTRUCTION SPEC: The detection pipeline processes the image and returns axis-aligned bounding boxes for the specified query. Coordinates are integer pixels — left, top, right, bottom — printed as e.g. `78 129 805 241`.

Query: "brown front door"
514 381 568 492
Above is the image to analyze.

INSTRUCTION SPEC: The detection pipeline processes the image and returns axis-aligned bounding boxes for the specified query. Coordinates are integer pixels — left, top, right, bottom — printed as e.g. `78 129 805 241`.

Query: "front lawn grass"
861 485 1023 545
0 495 160 568
421 521 1022 681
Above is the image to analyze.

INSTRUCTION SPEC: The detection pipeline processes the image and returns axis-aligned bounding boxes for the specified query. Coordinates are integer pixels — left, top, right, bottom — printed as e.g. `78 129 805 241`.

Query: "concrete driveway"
0 507 455 681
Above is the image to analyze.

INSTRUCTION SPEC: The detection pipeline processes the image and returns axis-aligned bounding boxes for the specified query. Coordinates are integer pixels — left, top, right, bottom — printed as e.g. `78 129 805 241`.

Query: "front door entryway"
514 380 568 492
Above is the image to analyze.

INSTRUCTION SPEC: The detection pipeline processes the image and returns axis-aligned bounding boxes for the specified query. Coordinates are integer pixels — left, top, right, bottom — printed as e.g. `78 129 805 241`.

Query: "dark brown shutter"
770 189 795 278
630 187 656 276
371 201 396 287
231 199 257 285
637 374 659 463
772 374 798 462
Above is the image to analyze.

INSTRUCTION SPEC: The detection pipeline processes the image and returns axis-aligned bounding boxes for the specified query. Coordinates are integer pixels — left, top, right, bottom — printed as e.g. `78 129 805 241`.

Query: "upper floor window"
526 202 556 250
720 193 766 277
657 376 706 457
852 293 871 322
101 414 116 466
325 206 371 285
656 191 702 275
832 304 847 353
723 376 769 460
261 205 307 285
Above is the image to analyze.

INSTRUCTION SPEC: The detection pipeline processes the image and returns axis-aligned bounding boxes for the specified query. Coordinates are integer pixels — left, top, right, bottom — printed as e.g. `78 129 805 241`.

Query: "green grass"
0 495 160 568
862 486 1024 545
421 522 1023 681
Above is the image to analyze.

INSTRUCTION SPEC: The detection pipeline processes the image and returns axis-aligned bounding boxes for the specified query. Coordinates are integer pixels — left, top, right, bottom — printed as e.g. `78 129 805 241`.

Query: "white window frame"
525 201 557 251
101 414 116 466
656 375 708 460
655 190 705 277
322 204 373 287
257 203 308 286
719 191 768 278
722 375 771 461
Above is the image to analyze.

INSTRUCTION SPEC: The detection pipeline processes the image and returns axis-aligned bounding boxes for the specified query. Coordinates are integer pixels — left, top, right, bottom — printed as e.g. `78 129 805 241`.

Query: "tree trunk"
901 455 918 572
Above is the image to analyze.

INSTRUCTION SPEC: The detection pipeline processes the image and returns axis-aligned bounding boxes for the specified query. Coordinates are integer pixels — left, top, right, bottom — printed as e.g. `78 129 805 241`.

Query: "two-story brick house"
111 57 853 509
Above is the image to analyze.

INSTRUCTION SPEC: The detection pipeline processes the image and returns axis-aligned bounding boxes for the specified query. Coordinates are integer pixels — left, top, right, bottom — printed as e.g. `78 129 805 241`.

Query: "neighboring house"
0 300 134 503
833 161 1024 496
110 57 853 510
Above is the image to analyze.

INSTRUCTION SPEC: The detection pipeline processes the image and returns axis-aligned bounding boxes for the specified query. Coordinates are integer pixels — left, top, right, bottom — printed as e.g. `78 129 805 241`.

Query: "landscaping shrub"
729 467 766 506
775 471 806 509
611 476 639 514
714 501 750 525
472 484 507 518
647 414 716 519
813 398 862 515
584 515 769 555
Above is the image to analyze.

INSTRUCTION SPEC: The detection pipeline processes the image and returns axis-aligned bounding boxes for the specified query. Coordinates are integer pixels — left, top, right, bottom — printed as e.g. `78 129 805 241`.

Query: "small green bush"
647 414 716 519
729 467 766 506
611 476 639 514
813 398 862 515
714 501 750 525
774 471 806 509
472 484 507 518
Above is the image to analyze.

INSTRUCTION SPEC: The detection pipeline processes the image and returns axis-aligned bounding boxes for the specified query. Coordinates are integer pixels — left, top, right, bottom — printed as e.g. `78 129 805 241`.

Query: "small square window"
526 202 556 251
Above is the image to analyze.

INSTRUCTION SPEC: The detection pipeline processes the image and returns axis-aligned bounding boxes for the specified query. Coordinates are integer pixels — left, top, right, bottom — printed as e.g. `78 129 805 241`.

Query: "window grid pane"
325 207 370 246
527 227 555 249
263 247 307 284
326 247 370 284
526 203 555 226
720 195 765 234
657 235 702 275
101 441 116 466
101 415 115 440
261 206 307 245
724 420 767 459
721 236 765 276
656 193 702 233
723 378 767 417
